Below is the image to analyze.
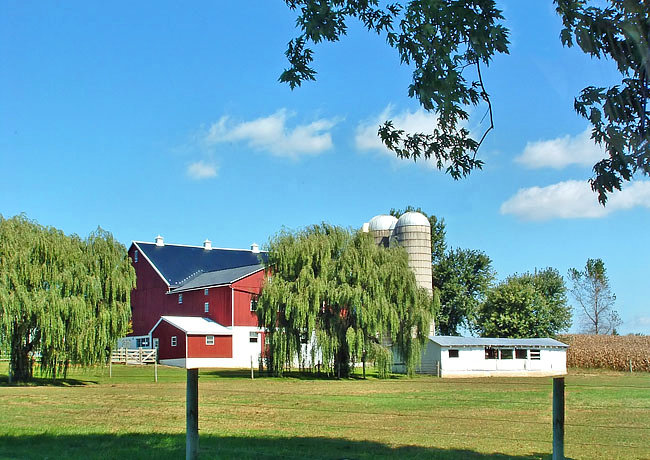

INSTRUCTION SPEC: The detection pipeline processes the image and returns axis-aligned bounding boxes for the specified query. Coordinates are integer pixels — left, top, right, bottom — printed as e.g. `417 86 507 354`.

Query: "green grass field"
0 363 648 459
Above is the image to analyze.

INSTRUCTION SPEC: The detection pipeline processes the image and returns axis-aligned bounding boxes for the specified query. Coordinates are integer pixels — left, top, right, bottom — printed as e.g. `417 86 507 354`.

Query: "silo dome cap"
396 211 430 227
368 214 398 231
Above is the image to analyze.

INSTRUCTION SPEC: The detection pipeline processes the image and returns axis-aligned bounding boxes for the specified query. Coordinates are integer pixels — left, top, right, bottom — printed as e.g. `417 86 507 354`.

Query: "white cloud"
186 161 218 180
515 127 605 169
635 316 650 327
203 109 337 158
355 106 440 168
500 180 650 221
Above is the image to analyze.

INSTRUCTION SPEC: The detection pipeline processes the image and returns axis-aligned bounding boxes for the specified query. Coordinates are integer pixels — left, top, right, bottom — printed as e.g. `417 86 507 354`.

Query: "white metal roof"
368 214 398 231
429 336 568 348
156 316 232 335
396 211 430 228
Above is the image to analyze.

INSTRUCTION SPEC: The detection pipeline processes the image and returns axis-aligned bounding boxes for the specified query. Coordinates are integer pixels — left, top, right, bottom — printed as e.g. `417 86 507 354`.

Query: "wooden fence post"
553 377 565 460
186 368 199 460
250 356 254 380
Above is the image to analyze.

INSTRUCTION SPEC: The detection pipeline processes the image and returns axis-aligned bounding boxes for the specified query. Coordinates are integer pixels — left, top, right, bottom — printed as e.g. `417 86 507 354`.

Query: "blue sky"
1 1 648 334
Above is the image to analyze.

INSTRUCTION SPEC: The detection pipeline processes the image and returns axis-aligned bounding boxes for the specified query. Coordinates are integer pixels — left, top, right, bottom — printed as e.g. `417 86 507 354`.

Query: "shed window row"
482 347 541 360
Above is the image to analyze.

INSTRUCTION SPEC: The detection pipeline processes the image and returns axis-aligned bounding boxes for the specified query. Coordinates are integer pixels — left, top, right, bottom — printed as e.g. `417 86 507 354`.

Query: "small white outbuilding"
406 336 568 377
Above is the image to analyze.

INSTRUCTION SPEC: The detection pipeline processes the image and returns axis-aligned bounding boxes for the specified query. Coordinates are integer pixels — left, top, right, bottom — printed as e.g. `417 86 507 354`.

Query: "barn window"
134 250 138 263
204 302 209 313
178 294 183 304
530 349 541 360
204 288 209 296
153 338 159 349
206 335 214 345
250 299 257 311
485 347 498 359
249 332 258 343
515 349 527 359
448 349 459 358
171 336 177 347
500 349 514 359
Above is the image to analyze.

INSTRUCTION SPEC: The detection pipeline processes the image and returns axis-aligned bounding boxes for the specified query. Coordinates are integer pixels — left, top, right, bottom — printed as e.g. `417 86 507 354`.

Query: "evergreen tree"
0 214 135 382
256 224 438 378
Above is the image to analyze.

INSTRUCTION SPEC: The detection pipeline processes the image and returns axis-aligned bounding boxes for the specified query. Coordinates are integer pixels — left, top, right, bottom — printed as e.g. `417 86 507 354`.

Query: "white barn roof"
429 336 568 348
154 316 232 335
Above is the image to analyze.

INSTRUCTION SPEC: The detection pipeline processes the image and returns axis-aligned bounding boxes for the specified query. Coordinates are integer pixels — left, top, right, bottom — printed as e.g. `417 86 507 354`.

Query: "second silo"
366 214 398 247
393 212 433 296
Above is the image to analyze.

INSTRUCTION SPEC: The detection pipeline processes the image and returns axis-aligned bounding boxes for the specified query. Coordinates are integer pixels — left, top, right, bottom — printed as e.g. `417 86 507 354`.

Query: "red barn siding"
152 321 186 360
206 286 232 326
233 270 265 327
129 245 172 335
187 335 232 358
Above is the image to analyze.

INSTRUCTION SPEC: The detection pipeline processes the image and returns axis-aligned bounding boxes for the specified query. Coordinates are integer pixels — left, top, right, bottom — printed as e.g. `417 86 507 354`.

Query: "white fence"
111 348 157 365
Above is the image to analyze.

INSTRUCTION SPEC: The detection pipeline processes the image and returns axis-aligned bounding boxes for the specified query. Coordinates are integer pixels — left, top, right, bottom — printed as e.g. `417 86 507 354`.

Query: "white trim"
131 242 170 287
148 317 166 336
231 286 235 327
167 283 230 294
160 358 247 369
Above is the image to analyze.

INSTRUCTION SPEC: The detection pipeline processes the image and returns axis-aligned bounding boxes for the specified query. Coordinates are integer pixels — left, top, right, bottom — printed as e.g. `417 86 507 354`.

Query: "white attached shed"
414 336 568 377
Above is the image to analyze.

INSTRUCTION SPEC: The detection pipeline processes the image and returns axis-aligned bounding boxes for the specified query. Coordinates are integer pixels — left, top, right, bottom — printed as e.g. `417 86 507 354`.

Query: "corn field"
558 334 650 372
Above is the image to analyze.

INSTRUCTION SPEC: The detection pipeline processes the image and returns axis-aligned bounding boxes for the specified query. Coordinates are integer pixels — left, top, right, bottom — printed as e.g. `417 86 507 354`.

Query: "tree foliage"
556 0 650 204
282 0 509 179
281 0 649 202
434 248 494 335
568 258 620 334
256 224 437 378
476 268 572 338
0 214 135 382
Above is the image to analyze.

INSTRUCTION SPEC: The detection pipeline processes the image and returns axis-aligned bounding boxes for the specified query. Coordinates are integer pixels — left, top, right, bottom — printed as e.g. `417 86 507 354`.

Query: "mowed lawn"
0 363 648 459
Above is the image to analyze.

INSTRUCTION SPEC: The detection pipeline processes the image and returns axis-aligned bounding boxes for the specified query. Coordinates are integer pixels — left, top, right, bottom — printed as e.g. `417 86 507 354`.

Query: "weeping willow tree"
0 214 135 382
257 224 438 378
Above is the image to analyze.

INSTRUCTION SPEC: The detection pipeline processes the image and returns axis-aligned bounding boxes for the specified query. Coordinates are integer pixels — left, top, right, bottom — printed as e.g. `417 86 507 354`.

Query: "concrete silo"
363 211 434 335
393 212 433 296
365 214 398 247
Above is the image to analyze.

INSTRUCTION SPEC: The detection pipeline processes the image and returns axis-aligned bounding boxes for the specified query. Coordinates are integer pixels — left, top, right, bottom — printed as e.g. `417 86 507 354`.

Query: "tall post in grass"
553 377 565 460
186 369 199 460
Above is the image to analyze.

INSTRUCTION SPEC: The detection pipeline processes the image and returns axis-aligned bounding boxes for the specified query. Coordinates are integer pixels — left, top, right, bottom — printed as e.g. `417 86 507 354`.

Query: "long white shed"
405 336 568 378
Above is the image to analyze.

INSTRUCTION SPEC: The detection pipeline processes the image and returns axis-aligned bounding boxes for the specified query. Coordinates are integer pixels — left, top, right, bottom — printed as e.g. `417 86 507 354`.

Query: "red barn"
123 236 267 368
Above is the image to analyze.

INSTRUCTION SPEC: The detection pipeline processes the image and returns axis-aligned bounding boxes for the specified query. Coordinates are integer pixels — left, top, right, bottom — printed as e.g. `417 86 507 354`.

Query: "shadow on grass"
0 375 97 387
202 369 404 381
0 433 556 460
